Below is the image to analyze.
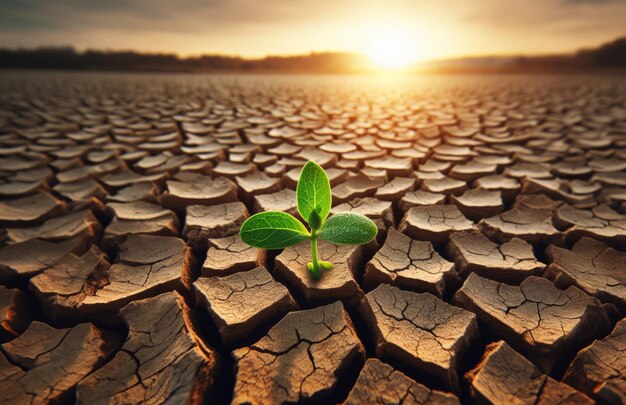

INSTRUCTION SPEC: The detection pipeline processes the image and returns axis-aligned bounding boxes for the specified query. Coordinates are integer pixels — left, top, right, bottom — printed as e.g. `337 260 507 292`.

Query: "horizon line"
2 35 624 65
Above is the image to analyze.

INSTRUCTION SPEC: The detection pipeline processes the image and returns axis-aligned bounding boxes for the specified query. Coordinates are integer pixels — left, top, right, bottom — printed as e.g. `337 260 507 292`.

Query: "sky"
1 0 625 63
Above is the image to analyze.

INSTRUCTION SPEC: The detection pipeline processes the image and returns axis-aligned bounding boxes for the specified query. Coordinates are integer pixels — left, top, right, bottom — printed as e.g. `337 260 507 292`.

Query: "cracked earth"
0 71 625 404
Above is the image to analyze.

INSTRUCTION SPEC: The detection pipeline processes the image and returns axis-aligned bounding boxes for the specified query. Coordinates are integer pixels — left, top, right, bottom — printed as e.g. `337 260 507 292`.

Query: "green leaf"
297 161 331 226
318 213 378 245
240 211 310 249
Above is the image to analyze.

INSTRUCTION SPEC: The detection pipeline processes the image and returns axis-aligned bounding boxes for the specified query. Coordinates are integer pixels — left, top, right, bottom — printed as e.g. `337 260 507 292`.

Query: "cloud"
461 0 626 36
563 0 624 4
0 0 308 34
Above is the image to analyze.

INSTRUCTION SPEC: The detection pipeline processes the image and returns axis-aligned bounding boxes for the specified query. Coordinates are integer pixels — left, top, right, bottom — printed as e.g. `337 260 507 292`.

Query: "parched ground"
0 71 625 404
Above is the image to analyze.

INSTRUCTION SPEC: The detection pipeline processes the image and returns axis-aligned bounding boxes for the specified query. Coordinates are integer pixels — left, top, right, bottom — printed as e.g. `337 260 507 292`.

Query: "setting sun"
366 31 416 69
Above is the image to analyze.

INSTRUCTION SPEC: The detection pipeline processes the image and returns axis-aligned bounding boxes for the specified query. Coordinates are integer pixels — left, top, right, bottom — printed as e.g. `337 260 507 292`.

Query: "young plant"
240 161 378 280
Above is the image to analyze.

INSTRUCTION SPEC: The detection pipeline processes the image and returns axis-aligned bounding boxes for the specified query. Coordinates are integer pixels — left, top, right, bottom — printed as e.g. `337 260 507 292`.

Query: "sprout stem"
310 228 321 279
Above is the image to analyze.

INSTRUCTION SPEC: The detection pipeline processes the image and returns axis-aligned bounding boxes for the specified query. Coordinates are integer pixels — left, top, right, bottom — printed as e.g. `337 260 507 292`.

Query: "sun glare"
365 29 417 70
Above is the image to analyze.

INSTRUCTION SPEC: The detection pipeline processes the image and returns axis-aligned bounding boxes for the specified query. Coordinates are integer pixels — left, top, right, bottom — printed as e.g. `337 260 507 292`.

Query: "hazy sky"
1 0 625 61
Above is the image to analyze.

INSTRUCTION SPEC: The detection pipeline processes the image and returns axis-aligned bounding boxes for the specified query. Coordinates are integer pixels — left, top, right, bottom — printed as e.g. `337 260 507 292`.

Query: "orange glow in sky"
367 32 415 69
357 20 445 69
0 0 625 62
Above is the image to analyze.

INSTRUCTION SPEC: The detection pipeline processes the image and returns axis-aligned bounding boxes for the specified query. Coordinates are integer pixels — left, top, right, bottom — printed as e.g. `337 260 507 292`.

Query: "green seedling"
240 161 378 280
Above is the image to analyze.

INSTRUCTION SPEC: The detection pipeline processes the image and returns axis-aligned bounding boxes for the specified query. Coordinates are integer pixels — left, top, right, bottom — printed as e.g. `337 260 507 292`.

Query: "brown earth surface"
0 71 625 404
